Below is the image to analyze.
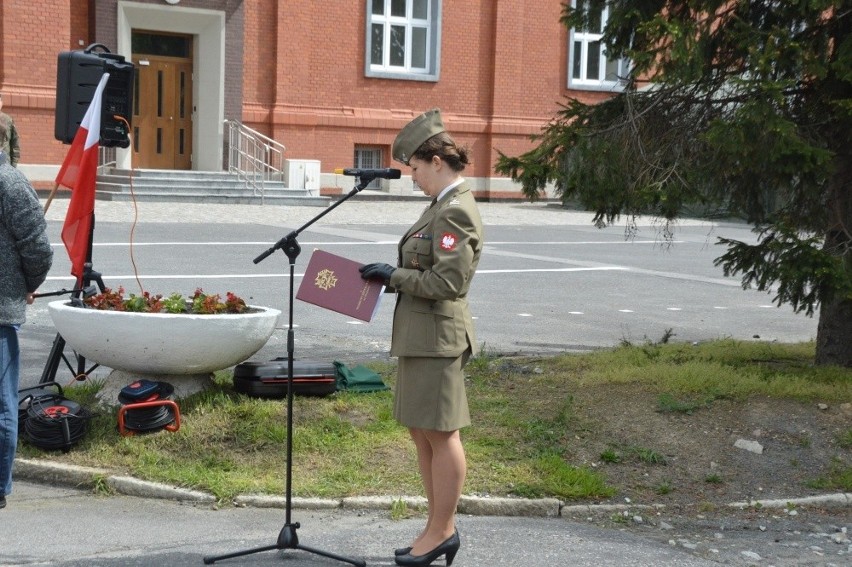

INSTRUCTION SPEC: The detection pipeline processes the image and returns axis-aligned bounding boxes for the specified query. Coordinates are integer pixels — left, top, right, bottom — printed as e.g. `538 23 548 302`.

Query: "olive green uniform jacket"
0 112 20 167
387 181 483 358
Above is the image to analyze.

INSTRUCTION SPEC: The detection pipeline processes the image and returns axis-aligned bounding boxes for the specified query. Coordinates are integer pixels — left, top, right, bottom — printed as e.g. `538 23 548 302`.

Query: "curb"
727 493 852 509
14 458 852 517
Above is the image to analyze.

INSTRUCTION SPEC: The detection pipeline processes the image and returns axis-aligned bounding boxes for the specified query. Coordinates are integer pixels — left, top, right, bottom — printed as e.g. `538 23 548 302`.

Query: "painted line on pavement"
48 239 682 247
44 266 629 282
50 241 400 247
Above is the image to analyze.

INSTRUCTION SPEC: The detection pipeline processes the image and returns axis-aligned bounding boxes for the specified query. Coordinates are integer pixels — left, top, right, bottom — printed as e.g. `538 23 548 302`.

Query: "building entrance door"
131 33 193 169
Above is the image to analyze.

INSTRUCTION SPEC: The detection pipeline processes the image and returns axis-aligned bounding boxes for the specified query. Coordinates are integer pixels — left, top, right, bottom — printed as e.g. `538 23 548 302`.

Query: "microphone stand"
31 286 98 301
203 178 374 566
40 213 106 384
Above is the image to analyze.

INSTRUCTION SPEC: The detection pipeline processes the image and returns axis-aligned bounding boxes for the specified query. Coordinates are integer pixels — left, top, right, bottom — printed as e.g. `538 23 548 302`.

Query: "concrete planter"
47 300 281 375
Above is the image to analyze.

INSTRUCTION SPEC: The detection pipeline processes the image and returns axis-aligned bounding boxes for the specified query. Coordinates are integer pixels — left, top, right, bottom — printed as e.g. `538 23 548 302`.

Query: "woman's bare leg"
408 428 434 548
408 428 465 556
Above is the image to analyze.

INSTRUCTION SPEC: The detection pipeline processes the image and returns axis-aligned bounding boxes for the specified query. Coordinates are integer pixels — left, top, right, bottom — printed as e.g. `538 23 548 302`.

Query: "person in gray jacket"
0 156 53 509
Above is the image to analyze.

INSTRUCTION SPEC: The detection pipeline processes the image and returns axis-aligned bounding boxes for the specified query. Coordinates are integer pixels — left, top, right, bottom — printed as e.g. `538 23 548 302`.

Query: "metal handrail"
225 119 286 203
98 146 117 172
94 123 287 201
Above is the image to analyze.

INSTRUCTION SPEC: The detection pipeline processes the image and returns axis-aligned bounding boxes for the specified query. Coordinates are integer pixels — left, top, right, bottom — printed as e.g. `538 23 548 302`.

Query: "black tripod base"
202 523 366 566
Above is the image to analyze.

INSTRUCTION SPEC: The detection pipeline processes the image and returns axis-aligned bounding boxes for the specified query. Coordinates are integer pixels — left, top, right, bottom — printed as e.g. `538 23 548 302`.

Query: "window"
132 32 191 58
366 0 441 82
568 0 629 90
354 146 384 190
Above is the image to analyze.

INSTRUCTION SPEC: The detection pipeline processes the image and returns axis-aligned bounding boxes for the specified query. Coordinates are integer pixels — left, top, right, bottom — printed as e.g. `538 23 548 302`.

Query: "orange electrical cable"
113 115 145 296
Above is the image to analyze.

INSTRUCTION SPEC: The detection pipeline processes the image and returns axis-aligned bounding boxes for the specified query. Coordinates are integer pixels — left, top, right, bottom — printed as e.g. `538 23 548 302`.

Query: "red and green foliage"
84 287 248 314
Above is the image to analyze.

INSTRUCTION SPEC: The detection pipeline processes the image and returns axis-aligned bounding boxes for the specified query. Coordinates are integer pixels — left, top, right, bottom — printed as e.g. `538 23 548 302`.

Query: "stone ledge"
107 476 216 503
458 495 561 517
235 494 341 509
342 495 428 511
14 458 852 517
14 458 109 488
727 493 852 509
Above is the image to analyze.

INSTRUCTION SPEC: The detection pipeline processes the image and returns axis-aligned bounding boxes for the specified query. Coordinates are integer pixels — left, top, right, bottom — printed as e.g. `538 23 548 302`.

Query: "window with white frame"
568 0 630 90
366 0 441 82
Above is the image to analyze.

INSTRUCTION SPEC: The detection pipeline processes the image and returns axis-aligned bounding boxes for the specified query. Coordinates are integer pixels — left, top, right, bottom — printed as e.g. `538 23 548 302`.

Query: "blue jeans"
0 325 20 496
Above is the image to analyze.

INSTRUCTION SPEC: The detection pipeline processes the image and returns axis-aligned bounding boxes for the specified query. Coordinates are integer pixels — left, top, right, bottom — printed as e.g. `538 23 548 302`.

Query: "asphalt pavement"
4 197 847 566
2 480 719 567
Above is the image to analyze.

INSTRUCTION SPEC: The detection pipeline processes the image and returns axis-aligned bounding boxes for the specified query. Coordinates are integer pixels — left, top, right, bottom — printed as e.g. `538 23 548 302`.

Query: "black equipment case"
233 360 337 398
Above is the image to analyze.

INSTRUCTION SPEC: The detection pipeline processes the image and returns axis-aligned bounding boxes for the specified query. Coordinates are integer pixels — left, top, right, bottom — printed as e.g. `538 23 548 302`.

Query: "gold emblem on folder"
314 269 338 291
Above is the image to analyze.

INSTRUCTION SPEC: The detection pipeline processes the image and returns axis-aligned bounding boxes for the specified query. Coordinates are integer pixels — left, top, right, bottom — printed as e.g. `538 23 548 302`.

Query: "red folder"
296 250 385 322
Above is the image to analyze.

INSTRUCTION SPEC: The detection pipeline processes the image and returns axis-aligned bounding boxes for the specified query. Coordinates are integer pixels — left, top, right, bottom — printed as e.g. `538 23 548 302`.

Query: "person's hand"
26 292 36 305
359 263 395 284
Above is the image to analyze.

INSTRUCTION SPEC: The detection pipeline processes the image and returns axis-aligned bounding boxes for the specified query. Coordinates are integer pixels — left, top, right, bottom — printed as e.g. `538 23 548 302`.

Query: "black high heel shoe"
394 531 460 566
395 547 412 556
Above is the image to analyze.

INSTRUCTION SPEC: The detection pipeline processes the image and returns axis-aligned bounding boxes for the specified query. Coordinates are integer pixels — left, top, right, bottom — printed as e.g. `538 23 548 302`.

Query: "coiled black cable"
24 397 91 451
118 381 177 433
18 382 65 434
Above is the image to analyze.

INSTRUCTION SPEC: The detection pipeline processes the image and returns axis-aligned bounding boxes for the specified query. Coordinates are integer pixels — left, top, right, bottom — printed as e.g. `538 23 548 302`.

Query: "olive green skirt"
394 351 471 431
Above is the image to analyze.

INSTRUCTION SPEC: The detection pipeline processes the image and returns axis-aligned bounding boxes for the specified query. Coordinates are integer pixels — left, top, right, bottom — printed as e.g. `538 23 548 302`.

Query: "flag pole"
43 182 60 213
40 72 110 384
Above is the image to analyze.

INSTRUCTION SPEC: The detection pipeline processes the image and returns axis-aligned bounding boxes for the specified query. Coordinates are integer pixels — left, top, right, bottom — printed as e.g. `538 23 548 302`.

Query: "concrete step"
95 181 303 195
104 168 285 182
96 178 273 189
93 168 327 206
94 190 329 207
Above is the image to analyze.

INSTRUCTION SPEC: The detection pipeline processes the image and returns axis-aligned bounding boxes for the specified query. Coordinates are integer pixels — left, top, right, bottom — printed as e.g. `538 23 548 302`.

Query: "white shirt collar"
437 178 464 202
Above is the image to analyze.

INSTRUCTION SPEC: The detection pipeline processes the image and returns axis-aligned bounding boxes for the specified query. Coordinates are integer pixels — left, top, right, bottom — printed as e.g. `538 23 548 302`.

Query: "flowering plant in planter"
83 287 248 314
49 287 280 376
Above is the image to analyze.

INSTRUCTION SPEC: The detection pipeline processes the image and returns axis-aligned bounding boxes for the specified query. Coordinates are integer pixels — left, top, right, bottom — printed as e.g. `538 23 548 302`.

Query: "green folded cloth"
333 361 390 393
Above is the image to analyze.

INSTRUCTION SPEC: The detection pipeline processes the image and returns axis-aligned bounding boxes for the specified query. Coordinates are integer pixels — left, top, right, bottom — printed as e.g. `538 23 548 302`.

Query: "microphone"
334 168 401 180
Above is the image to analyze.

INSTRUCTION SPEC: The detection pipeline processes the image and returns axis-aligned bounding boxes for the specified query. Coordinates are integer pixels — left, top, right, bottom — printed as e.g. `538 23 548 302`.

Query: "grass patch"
806 459 852 492
466 342 498 374
656 393 705 414
390 498 412 520
92 474 114 496
19 340 851 502
705 473 723 484
552 339 849 402
632 446 667 465
600 448 622 464
698 501 716 513
512 453 615 500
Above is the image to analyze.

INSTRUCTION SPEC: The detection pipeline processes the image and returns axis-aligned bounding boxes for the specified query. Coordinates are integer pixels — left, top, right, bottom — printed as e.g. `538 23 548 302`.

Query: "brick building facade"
0 0 617 199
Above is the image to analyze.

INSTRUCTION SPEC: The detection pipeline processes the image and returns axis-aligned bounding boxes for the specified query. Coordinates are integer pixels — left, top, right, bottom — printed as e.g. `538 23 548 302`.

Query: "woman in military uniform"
360 109 483 567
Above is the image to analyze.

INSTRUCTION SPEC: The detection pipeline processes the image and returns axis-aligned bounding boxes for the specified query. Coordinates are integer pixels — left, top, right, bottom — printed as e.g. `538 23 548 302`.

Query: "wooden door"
132 56 193 169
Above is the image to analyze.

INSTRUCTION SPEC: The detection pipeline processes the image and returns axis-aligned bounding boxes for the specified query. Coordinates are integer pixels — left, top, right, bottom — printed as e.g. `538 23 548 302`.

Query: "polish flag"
56 73 109 282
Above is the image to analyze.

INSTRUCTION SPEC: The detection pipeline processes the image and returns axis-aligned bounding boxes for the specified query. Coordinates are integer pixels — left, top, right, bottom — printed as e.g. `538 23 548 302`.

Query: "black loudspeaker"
55 43 135 148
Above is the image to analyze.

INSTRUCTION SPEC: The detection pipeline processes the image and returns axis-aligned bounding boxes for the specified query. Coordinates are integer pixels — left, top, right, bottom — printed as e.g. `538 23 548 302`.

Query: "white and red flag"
56 72 109 282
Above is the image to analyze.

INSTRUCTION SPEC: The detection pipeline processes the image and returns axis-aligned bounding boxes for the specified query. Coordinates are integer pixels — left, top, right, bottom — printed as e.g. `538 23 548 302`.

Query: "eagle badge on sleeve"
440 232 458 251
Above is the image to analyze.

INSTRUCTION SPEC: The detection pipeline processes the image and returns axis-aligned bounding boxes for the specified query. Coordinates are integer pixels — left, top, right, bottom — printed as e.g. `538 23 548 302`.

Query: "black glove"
359 262 396 284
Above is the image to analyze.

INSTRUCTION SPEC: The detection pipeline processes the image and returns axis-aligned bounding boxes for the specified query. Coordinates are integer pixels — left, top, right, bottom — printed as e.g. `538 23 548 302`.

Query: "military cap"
392 108 445 165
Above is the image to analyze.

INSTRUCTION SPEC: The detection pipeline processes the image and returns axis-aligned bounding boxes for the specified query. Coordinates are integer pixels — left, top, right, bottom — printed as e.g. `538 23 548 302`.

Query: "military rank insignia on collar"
439 232 458 251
